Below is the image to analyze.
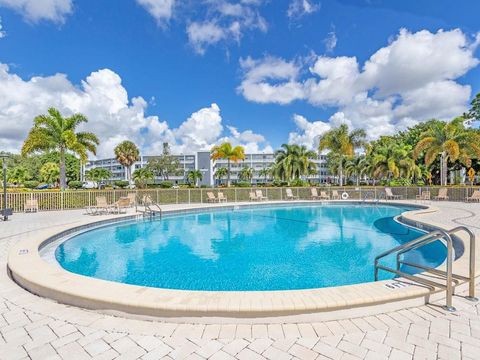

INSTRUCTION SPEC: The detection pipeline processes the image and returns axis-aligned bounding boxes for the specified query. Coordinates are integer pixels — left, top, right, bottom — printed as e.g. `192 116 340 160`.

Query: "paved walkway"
0 202 479 359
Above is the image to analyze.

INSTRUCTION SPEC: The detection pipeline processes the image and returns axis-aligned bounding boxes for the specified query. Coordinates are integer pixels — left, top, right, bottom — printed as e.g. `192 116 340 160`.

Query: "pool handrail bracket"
374 226 476 312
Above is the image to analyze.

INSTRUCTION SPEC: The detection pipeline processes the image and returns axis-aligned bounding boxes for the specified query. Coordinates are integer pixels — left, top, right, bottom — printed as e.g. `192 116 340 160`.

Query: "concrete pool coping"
7 200 480 321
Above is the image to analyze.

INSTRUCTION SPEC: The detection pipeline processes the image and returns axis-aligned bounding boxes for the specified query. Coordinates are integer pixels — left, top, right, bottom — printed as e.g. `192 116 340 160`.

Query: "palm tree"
239 166 254 183
345 155 367 186
414 117 480 185
114 141 140 182
372 143 421 181
21 108 99 190
187 169 203 187
274 144 317 183
132 167 154 189
258 167 272 183
214 167 228 186
210 142 245 187
318 124 366 186
85 168 112 189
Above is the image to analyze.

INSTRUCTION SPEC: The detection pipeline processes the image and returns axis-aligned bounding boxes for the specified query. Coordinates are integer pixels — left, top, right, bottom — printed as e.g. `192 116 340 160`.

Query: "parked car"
82 181 97 189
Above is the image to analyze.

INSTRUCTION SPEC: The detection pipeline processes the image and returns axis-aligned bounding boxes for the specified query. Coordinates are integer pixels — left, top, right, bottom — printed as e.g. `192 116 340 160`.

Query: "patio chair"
385 187 402 200
466 190 480 202
217 192 228 203
416 191 431 202
310 188 320 200
319 191 330 200
332 190 340 200
206 192 219 203
256 189 268 201
434 188 449 201
24 199 39 213
126 192 137 207
86 196 111 215
110 197 130 214
285 188 299 200
249 191 259 201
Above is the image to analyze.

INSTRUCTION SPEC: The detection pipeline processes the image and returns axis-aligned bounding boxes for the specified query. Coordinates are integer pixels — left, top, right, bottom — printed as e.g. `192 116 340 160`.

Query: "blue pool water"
55 204 447 291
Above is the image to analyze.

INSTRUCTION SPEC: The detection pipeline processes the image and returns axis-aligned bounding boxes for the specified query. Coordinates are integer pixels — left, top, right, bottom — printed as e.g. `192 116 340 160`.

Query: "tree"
210 142 245 187
414 117 480 185
258 167 272 182
274 144 317 183
371 142 420 181
239 166 254 183
40 162 60 185
466 92 480 121
318 124 366 186
146 143 181 180
85 168 112 188
345 155 367 186
214 167 228 186
187 169 203 187
21 108 99 190
7 166 31 186
114 141 139 182
132 167 154 189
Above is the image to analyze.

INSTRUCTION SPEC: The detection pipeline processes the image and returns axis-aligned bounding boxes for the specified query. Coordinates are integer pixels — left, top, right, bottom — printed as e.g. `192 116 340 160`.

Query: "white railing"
0 186 479 212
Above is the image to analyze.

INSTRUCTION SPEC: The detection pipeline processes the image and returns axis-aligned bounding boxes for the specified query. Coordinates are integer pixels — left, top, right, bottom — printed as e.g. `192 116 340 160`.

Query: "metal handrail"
374 226 477 311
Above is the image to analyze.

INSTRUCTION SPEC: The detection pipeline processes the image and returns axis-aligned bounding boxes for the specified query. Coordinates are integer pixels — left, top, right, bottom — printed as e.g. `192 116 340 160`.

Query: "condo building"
83 151 330 186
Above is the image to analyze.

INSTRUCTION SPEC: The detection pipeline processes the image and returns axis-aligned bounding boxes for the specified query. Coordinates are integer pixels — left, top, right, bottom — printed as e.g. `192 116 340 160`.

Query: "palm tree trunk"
356 173 359 187
339 159 343 186
60 148 66 190
227 159 231 187
441 152 448 186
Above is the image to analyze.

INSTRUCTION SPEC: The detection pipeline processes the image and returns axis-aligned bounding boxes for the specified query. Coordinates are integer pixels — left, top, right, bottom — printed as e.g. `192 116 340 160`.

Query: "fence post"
188 189 191 204
374 187 377 200
61 191 64 211
176 189 178 204
201 189 203 203
156 189 159 203
235 188 237 203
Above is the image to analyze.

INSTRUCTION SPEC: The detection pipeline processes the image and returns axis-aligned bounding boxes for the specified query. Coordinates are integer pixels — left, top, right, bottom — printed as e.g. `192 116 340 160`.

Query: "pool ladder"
374 226 477 311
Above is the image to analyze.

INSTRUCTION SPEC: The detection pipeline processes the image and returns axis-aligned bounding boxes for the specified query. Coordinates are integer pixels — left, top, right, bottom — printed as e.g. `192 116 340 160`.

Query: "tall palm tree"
214 167 228 186
345 155 367 186
414 117 480 185
21 108 99 190
274 144 317 183
318 124 366 186
372 143 420 181
187 169 203 187
239 166 254 183
114 141 140 182
132 167 154 189
258 167 272 183
210 142 245 187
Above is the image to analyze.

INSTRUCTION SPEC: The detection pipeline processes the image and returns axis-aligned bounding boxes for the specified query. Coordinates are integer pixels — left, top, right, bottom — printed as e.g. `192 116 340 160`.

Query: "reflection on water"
56 204 447 291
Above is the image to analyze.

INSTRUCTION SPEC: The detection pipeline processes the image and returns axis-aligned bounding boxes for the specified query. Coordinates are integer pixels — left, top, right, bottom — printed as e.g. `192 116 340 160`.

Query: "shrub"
68 180 83 189
389 178 412 186
158 181 173 189
290 179 308 187
24 181 40 189
235 181 251 187
114 180 130 188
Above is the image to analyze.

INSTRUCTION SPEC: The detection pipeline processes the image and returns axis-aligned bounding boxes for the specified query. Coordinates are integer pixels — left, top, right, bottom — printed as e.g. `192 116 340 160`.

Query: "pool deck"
1 201 480 359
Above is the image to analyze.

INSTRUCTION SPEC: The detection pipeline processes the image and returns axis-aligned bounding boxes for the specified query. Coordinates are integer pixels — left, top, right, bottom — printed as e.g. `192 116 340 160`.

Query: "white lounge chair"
217 192 228 203
466 190 480 202
24 199 39 213
332 190 340 200
319 191 330 200
385 187 402 200
249 191 259 201
310 188 320 200
434 188 449 201
285 188 299 200
416 191 431 202
206 192 219 203
256 189 268 201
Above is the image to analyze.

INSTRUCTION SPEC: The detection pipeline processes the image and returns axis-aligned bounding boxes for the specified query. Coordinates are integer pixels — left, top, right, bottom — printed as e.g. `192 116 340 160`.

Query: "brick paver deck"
1 202 479 359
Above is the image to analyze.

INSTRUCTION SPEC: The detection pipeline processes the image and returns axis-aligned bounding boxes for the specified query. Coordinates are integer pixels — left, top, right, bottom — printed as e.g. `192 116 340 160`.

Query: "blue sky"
0 0 479 157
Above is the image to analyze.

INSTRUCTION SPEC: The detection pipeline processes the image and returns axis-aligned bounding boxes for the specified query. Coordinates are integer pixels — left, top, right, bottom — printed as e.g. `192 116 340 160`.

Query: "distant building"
83 151 330 186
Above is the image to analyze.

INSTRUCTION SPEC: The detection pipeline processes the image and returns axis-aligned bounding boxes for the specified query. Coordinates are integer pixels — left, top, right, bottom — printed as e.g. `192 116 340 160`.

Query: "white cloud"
136 0 175 25
287 0 321 19
323 31 337 52
288 114 331 149
0 17 5 38
0 64 271 157
240 28 480 142
186 0 267 54
0 0 72 23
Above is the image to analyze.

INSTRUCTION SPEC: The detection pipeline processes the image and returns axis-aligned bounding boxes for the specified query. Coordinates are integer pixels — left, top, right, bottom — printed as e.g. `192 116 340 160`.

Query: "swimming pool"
55 203 447 291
